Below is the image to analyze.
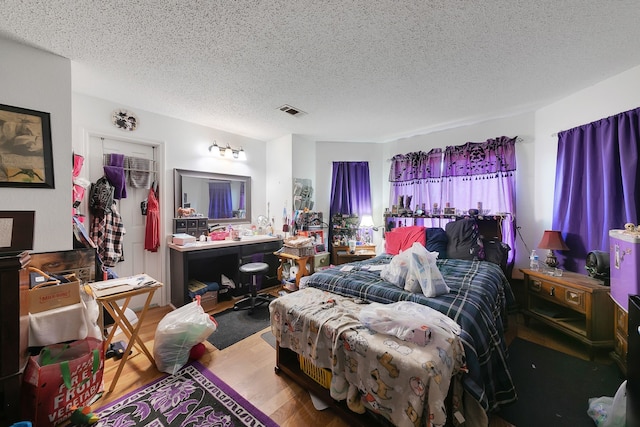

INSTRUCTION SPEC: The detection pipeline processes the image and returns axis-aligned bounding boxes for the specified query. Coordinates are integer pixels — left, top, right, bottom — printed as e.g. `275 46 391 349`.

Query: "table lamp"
537 230 569 268
359 215 375 244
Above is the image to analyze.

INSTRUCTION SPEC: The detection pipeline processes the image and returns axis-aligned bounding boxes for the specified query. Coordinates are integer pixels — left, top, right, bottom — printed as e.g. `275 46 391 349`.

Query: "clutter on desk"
88 273 159 298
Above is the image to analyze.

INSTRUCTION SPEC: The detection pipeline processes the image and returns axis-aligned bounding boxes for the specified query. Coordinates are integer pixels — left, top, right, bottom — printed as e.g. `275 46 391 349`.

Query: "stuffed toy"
69 405 99 425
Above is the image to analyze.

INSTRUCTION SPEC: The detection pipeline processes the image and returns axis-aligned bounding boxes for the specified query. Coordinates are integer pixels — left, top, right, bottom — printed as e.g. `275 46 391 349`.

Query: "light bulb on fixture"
208 141 247 160
224 144 234 159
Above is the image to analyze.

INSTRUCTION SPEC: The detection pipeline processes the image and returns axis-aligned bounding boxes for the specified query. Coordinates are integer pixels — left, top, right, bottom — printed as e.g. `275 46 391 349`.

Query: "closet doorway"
88 135 164 309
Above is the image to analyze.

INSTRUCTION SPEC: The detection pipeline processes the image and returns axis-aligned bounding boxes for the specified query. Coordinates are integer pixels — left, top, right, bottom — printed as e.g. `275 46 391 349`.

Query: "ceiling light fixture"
208 141 247 160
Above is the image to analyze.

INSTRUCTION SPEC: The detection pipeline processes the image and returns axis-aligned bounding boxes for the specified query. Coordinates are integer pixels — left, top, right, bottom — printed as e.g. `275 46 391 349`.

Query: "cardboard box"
29 278 81 313
195 290 218 312
173 233 196 245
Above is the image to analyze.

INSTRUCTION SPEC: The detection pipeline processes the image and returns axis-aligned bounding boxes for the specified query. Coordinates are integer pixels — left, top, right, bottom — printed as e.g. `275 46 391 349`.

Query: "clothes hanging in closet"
144 183 160 252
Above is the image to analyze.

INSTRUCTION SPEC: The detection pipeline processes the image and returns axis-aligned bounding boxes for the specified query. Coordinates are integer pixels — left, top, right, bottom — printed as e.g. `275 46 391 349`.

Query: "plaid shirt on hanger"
91 202 126 267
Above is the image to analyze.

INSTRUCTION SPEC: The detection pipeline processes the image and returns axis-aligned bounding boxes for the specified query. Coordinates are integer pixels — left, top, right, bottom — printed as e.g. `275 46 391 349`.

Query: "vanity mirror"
174 169 251 224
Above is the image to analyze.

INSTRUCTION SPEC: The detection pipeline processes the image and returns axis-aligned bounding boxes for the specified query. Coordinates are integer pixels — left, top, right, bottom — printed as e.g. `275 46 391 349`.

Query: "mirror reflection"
174 169 251 223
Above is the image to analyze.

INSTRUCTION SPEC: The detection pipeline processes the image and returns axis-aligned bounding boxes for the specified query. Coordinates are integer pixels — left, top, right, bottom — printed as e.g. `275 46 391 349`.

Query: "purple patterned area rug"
89 361 278 427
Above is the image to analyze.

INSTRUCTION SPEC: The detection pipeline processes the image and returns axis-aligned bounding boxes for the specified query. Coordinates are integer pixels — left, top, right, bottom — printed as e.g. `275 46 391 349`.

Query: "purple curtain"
389 149 443 212
329 162 372 246
442 136 517 266
553 107 640 273
330 162 372 216
208 181 233 218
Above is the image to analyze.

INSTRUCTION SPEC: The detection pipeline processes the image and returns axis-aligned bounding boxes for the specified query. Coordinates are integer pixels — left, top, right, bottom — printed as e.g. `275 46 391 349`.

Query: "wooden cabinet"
275 252 311 288
0 251 30 425
611 298 628 375
331 244 376 265
521 269 614 359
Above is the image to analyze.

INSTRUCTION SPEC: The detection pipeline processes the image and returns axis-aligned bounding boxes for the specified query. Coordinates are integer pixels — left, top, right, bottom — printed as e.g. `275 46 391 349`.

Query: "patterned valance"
389 148 443 183
443 136 516 178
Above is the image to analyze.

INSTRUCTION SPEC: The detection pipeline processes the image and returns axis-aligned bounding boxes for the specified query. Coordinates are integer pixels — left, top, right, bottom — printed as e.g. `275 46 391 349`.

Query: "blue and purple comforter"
305 254 517 412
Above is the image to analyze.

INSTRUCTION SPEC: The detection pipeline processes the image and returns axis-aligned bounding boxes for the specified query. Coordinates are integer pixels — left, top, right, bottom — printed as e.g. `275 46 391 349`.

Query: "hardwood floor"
91 287 612 427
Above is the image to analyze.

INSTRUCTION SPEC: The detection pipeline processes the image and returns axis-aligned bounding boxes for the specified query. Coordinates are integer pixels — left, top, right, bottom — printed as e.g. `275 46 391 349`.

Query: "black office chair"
233 262 273 313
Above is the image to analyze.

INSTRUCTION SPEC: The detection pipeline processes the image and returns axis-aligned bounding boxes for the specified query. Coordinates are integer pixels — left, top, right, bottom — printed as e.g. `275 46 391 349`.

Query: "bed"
270 223 517 426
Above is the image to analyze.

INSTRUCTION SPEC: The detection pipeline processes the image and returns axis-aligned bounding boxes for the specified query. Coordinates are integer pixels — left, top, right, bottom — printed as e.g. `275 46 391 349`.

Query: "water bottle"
530 250 540 271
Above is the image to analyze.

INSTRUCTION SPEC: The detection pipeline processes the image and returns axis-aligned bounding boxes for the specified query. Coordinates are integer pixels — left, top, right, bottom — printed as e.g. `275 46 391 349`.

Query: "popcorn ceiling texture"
1 1 639 142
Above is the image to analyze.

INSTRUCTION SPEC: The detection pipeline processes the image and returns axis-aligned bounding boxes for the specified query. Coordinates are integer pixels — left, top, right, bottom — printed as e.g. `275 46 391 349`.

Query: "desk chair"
233 262 273 313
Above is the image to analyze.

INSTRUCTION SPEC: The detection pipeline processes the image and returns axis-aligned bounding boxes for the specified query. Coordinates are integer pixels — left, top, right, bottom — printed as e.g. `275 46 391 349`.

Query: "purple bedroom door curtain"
389 136 517 265
553 106 640 273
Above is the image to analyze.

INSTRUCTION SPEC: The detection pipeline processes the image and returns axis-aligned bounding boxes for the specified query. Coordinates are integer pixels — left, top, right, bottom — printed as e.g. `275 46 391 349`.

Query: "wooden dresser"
331 244 376 265
610 298 628 375
0 251 30 425
521 269 614 359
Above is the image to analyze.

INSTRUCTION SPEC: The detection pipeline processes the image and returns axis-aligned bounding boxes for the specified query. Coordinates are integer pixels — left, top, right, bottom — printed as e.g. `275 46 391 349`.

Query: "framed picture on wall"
0 103 54 188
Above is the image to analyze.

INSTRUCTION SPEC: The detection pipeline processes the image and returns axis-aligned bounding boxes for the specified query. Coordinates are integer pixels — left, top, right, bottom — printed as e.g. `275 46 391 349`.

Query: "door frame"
81 128 168 307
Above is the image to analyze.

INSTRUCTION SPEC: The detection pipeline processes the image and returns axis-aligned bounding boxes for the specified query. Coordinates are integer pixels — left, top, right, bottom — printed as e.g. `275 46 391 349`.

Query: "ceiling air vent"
278 104 306 117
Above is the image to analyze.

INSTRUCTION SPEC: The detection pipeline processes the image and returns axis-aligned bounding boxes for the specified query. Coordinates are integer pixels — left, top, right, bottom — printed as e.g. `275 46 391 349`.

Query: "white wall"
266 134 293 231
72 93 268 234
0 38 72 252
380 65 640 276
532 64 640 268
6 35 640 281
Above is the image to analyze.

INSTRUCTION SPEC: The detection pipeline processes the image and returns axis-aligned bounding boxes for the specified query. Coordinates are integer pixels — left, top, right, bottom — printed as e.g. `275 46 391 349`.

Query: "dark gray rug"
207 306 271 350
498 338 624 427
261 330 276 349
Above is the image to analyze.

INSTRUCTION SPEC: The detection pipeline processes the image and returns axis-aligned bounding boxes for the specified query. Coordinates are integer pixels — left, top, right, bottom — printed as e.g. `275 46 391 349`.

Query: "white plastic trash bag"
381 242 450 297
587 380 627 427
153 300 217 374
359 301 461 345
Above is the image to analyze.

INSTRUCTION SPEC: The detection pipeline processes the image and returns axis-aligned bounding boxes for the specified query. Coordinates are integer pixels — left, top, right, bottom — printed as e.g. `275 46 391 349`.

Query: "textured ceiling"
1 1 640 143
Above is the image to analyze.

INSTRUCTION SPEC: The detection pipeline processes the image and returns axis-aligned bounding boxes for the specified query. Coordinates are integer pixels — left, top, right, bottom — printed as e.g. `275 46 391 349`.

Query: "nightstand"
610 298 628 375
520 269 614 359
332 245 376 265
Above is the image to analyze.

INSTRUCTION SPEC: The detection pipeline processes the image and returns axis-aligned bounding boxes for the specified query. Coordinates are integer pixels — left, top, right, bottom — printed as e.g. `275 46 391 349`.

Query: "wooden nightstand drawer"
529 278 585 312
614 330 628 362
615 303 628 336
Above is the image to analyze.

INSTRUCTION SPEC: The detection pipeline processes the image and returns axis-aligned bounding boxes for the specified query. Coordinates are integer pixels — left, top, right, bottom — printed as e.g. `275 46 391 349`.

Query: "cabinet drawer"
614 303 628 336
614 330 628 362
529 278 585 312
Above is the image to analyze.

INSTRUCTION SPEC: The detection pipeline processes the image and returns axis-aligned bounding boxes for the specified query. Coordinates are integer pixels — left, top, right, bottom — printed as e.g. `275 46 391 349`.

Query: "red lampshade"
537 230 569 251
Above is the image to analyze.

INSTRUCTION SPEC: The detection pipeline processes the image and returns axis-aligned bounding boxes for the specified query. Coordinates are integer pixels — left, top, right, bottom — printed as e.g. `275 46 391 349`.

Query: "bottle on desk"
530 250 540 271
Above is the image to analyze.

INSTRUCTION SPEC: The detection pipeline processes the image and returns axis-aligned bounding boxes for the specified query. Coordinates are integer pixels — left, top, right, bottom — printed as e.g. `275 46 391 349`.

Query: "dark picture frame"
0 103 54 188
